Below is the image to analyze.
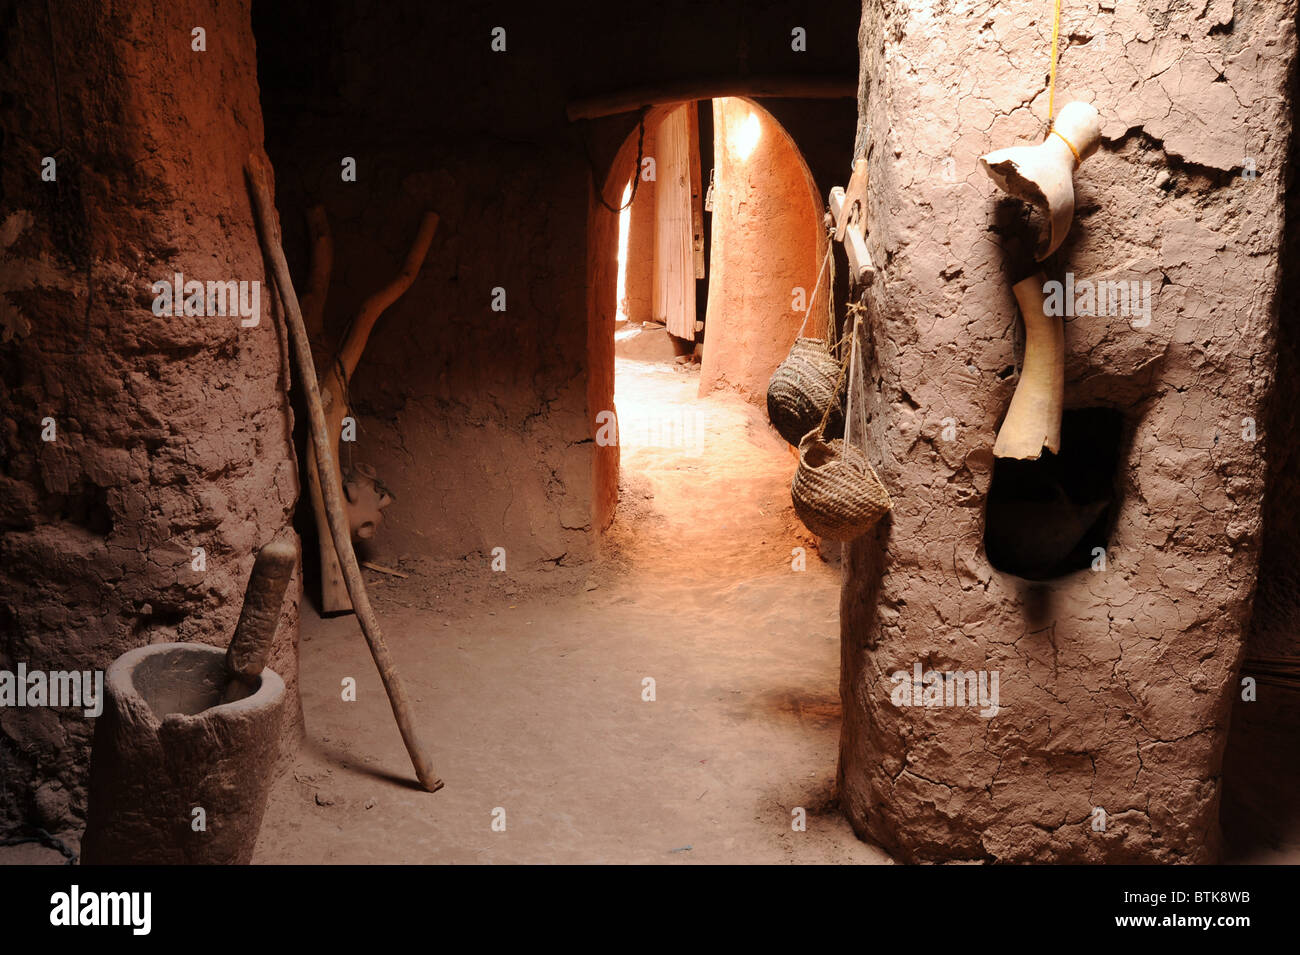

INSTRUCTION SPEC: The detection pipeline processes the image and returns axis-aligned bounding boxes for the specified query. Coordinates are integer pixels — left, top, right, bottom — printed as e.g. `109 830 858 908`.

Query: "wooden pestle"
222 539 297 702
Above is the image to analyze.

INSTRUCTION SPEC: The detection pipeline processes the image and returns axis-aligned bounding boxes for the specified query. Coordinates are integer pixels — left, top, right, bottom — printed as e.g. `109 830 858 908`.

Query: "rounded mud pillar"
838 0 1296 862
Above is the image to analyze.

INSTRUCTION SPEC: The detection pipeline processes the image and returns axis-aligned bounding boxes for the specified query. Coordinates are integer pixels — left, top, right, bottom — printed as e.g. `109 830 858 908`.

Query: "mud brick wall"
838 0 1297 862
0 0 300 836
255 0 862 574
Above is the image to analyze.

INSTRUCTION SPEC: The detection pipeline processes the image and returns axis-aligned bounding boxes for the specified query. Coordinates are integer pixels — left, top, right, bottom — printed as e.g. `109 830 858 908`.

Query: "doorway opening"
597 97 835 536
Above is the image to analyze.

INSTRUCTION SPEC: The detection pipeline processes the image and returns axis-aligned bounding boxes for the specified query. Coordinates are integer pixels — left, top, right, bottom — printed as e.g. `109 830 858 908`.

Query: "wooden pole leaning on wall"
245 153 443 794
297 204 350 612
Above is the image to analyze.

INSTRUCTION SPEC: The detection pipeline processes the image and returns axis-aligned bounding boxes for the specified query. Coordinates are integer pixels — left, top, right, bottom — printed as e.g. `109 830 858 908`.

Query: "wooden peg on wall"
828 157 875 288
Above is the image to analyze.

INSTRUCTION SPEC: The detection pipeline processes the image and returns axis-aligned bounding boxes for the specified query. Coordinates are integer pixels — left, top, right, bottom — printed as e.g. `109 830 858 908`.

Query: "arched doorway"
588 96 837 530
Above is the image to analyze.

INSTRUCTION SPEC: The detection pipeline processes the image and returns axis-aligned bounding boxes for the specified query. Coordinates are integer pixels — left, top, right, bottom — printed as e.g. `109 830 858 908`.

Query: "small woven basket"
766 338 844 447
791 430 891 540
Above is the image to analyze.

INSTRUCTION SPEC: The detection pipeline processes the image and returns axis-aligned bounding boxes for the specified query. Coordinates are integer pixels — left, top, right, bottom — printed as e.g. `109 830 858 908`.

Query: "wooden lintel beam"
566 74 856 121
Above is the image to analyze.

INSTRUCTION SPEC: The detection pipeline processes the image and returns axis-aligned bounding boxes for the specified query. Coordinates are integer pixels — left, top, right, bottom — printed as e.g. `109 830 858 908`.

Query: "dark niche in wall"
984 407 1124 581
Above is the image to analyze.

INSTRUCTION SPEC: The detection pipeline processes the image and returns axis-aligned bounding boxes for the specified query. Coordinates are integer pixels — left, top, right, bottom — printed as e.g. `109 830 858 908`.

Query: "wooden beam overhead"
566 74 856 121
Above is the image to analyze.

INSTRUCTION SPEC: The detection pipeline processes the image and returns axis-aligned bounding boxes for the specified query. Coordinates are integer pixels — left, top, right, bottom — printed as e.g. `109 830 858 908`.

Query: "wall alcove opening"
984 407 1125 581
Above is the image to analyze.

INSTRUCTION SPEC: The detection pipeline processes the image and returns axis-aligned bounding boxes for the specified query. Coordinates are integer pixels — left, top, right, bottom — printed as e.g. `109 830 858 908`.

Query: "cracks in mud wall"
1221 0 1300 857
839 0 1298 863
0 0 300 836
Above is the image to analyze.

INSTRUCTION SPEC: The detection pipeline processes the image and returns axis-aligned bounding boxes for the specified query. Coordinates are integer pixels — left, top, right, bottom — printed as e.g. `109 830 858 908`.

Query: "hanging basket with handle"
767 242 843 447
791 308 891 541
768 339 844 446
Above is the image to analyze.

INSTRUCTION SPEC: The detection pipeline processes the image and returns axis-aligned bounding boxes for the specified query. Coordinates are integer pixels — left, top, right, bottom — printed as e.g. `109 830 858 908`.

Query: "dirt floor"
0 324 889 866
250 324 890 864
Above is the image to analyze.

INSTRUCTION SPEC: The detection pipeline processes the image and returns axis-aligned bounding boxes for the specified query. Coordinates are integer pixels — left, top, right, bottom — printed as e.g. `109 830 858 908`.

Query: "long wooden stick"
245 153 443 793
297 204 350 612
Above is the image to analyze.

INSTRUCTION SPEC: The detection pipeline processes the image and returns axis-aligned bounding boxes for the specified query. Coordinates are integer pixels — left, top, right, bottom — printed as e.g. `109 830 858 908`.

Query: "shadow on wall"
1221 4 1300 860
984 408 1126 581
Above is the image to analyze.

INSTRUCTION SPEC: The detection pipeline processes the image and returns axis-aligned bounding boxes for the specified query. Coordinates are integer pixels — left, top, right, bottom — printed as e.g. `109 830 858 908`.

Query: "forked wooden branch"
309 208 437 614
341 212 439 378
245 153 443 793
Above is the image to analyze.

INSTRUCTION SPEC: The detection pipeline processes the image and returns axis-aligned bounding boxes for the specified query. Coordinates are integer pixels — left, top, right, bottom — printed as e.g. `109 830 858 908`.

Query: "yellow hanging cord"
1052 127 1081 165
1047 0 1063 123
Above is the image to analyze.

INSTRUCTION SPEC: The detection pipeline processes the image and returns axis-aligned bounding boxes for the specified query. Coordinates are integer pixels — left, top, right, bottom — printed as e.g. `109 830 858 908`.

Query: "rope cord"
795 238 835 341
1052 127 1081 165
582 109 649 214
815 300 866 438
827 234 839 354
844 310 861 449
1047 0 1063 123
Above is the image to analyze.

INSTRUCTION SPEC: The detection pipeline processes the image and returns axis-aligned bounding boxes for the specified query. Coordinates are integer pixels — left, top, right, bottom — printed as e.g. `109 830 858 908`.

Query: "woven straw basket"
766 338 844 447
791 430 891 540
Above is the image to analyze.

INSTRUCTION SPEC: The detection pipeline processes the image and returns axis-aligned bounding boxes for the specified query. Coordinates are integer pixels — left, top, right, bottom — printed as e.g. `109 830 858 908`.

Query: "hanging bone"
979 101 1101 260
994 273 1063 461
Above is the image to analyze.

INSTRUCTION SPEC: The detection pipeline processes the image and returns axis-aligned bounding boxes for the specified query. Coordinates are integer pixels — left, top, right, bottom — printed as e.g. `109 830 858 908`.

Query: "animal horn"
994 273 1063 461
979 101 1102 260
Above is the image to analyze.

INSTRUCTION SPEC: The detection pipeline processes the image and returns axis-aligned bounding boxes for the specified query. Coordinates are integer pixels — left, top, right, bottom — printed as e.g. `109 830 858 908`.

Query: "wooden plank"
307 370 353 613
828 187 875 287
652 104 697 340
835 159 869 242
688 101 706 280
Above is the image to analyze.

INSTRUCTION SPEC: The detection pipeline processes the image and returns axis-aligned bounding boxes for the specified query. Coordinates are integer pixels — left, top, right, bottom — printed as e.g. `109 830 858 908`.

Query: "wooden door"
652 103 697 340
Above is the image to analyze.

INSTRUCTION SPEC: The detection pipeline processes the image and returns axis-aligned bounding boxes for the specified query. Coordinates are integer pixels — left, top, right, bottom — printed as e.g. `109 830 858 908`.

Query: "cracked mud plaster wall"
255 0 863 573
1221 14 1300 855
838 0 1297 863
0 0 301 836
